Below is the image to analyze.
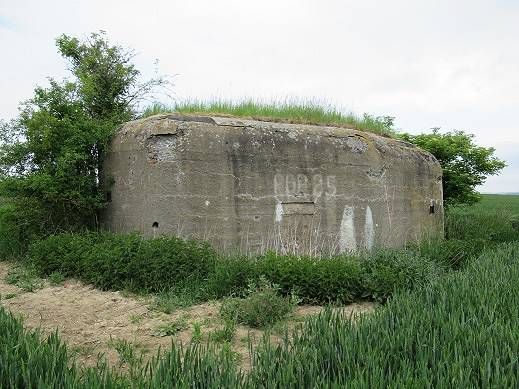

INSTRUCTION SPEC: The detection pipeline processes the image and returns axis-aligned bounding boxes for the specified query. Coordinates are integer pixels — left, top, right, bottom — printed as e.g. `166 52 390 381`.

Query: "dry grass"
142 99 395 136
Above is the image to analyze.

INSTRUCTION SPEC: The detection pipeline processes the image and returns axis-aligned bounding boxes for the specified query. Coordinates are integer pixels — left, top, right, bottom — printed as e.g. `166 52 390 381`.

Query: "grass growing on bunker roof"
142 100 396 136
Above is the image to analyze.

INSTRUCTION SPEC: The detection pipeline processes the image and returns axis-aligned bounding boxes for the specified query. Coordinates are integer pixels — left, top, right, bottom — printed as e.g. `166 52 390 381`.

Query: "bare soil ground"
0 262 374 371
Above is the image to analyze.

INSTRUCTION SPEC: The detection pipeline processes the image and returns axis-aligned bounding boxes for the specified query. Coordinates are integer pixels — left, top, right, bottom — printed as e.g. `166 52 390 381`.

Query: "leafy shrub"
26 232 94 277
206 255 260 299
124 236 215 292
256 252 363 304
212 250 437 305
27 230 444 305
27 232 216 293
220 277 297 328
0 201 35 260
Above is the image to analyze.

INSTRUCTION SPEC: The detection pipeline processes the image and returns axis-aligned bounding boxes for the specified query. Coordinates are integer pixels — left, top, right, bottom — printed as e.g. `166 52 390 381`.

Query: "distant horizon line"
481 192 519 195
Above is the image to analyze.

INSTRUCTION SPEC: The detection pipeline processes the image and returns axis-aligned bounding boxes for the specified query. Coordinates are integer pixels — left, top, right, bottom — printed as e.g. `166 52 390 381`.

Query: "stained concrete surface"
102 114 443 255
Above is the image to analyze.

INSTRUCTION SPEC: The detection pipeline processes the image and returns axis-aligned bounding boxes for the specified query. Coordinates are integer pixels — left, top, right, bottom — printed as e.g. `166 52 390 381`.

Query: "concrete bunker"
102 114 444 255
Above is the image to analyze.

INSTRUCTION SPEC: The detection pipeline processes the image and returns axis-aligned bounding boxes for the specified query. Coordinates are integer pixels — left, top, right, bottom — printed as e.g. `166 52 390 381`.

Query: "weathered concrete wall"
102 114 443 255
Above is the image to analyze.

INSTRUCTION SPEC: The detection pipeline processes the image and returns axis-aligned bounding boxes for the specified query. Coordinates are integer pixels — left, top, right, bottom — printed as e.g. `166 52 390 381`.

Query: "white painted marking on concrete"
364 205 375 250
340 206 356 252
275 202 283 223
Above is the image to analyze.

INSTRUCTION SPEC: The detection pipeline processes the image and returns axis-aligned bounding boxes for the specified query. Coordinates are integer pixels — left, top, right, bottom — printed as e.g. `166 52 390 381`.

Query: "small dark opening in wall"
152 221 159 228
429 204 435 214
106 191 112 202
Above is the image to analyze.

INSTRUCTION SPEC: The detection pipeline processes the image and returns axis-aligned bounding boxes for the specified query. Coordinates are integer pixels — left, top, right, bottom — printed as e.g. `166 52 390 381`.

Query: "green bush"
220 277 297 328
27 231 440 304
27 232 217 293
27 232 96 277
256 253 363 304
77 233 142 290
206 255 260 299
26 230 446 306
211 250 437 305
123 236 215 292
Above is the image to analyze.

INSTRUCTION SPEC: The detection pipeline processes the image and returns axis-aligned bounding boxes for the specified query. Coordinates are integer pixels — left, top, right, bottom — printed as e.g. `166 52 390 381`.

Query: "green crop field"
457 194 519 214
2 194 519 388
446 194 519 243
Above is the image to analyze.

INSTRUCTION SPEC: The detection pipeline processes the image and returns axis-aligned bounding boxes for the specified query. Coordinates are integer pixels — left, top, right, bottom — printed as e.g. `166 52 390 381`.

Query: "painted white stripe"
275 202 283 223
364 205 375 250
340 206 356 252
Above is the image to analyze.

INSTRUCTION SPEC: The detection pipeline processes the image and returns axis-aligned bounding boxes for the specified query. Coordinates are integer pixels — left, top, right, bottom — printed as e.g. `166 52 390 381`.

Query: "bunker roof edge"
116 113 439 164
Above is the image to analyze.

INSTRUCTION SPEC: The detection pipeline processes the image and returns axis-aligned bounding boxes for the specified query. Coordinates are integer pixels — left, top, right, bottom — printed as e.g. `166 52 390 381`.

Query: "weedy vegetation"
154 316 190 337
48 271 66 286
142 100 396 136
219 277 298 328
209 318 237 344
191 322 203 344
23 233 442 305
108 337 143 368
5 265 43 292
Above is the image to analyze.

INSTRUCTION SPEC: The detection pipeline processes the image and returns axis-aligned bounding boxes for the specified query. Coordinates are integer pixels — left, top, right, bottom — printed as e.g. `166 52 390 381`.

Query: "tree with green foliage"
0 32 168 256
401 129 505 207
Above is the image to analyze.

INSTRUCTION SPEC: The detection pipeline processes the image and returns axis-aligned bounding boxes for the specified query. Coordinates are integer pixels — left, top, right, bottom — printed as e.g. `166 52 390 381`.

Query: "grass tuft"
210 318 237 344
5 265 43 292
219 277 297 328
154 316 190 337
142 100 396 136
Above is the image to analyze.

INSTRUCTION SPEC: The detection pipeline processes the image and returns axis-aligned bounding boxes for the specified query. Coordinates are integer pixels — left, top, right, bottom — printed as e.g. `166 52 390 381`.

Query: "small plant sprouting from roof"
142 100 396 136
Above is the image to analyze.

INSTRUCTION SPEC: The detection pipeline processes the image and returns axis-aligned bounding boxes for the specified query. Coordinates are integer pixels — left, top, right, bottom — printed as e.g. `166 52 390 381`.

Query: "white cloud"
1 0 517 192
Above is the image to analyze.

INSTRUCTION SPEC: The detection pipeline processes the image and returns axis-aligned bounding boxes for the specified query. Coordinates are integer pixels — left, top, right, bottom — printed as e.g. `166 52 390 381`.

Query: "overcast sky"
1 0 517 192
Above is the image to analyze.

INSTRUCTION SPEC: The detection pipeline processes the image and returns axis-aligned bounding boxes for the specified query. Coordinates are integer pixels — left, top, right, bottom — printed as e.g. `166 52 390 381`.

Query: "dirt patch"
0 262 374 371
